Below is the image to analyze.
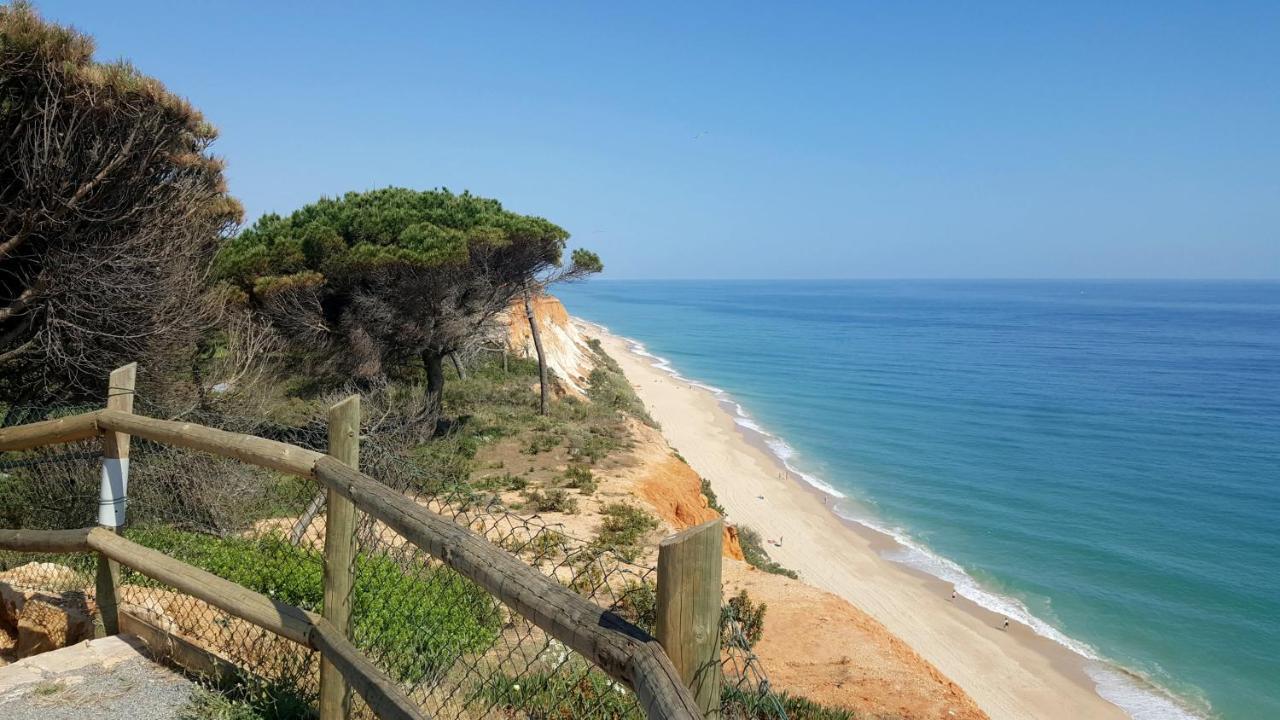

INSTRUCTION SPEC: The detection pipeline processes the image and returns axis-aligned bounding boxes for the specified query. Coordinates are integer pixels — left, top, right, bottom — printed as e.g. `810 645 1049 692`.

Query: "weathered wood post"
320 395 360 720
96 362 135 636
656 518 724 718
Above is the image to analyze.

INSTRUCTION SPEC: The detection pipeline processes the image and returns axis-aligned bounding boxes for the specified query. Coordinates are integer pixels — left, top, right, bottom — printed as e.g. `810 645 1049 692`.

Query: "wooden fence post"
656 518 723 719
95 362 135 636
320 395 360 720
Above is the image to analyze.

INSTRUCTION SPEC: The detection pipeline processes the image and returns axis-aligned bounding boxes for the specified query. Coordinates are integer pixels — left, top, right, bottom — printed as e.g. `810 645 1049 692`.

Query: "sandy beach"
582 320 1130 720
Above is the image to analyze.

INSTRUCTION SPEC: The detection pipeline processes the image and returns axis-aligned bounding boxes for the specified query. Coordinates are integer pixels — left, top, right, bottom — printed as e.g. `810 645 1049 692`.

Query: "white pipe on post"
98 364 135 528
96 362 135 636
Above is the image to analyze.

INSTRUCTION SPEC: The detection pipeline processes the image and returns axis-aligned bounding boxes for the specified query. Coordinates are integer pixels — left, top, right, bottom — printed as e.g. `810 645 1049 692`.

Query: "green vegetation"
178 685 311 720
723 589 768 649
720 687 860 720
126 526 501 684
381 351 645 508
0 2 241 405
481 672 860 720
521 487 579 514
593 503 660 561
614 581 659 632
701 477 725 514
481 662 642 719
738 526 799 579
215 187 600 427
585 339 657 427
615 581 767 651
563 464 597 493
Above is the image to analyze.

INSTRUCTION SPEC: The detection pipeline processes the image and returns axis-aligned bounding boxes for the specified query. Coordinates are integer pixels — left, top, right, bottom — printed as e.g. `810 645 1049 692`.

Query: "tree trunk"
449 352 467 380
524 291 548 416
423 351 445 425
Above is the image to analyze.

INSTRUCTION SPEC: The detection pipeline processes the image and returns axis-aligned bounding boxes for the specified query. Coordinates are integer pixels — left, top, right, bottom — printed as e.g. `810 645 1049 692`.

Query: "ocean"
555 280 1280 720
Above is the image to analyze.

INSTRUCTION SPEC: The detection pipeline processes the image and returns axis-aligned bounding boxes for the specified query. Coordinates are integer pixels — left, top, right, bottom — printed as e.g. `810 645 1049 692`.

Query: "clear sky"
35 1 1280 279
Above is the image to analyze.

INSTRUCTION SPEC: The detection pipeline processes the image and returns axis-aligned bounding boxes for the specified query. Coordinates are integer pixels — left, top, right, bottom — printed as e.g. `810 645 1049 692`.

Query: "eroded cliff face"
504 295 594 396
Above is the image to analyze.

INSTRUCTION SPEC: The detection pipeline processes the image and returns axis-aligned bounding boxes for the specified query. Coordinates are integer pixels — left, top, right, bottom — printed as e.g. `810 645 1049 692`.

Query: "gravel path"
0 636 196 720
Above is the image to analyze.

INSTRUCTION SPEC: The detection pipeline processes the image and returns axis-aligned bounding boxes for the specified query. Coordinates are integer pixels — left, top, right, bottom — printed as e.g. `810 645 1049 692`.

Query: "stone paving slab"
0 635 196 719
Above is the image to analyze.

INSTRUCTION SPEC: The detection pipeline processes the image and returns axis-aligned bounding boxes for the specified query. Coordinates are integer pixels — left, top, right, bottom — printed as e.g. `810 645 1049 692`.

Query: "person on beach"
950 590 957 601
1002 617 1010 631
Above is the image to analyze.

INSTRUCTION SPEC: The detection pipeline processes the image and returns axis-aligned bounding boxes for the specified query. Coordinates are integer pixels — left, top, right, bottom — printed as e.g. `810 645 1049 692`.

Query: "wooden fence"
0 365 721 720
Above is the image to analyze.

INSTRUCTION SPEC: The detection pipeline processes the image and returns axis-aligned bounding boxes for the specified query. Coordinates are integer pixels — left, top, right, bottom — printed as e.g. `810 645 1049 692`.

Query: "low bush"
563 464 597 494
593 503 659 561
723 589 767 649
614 580 657 632
738 526 799 579
528 529 568 559
522 488 579 514
701 477 725 514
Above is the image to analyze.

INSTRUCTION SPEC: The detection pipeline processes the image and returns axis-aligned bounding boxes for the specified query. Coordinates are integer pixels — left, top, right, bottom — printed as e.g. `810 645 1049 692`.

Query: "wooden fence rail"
0 405 705 720
0 527 423 720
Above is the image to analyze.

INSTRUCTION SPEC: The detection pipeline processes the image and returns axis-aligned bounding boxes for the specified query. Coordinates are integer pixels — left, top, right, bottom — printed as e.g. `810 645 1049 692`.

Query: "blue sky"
35 1 1280 279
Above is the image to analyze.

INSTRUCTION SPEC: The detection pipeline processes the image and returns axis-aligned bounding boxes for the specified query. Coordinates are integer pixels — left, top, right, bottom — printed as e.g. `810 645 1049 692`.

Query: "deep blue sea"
556 280 1280 720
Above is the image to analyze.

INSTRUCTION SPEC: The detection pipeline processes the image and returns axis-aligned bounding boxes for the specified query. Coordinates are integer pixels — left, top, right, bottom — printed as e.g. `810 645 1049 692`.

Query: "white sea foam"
835 502 1209 719
1086 664 1210 720
618 332 850 500
593 321 1207 720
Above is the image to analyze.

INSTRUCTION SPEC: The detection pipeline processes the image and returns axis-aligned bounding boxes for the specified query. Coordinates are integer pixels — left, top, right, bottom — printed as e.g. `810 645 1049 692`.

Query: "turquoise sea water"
555 280 1279 720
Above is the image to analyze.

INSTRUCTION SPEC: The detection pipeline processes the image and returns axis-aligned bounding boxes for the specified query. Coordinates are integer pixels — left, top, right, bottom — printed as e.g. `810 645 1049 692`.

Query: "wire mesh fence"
0 404 791 719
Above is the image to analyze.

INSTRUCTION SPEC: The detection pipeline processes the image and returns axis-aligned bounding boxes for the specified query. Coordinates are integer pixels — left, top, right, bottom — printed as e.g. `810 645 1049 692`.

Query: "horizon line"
583 277 1280 282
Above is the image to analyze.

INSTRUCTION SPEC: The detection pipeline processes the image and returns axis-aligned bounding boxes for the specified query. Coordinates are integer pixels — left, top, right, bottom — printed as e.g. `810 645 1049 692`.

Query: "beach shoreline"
577 317 1143 720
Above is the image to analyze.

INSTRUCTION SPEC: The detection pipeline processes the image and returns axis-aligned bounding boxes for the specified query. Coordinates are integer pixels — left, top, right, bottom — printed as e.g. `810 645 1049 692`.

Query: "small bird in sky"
692 130 712 140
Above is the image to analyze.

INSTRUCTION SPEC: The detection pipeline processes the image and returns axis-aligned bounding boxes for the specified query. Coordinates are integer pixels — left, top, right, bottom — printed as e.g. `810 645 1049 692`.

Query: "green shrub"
701 477 725 514
722 589 767 649
615 580 657 633
528 529 568 559
522 488 579 514
125 526 500 684
566 426 624 465
593 503 658 561
563 464 597 494
737 526 798 579
409 434 476 495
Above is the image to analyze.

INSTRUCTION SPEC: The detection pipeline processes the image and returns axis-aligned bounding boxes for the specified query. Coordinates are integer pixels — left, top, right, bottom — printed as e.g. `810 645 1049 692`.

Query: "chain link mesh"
0 405 790 719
